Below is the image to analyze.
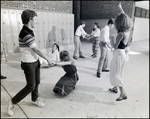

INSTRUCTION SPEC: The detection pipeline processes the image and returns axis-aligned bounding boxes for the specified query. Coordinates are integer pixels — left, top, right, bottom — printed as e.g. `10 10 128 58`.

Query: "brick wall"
1 1 72 13
81 1 134 19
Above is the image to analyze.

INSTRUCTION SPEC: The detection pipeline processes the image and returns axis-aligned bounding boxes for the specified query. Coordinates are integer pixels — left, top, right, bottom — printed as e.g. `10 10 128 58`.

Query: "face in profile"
93 24 97 29
82 24 85 28
52 44 57 52
30 16 37 28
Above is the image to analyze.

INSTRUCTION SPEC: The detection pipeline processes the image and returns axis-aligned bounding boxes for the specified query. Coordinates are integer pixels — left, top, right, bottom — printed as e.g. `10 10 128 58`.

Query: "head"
60 50 70 61
107 18 114 29
93 22 99 29
52 43 59 52
80 21 86 28
115 13 133 32
21 10 37 28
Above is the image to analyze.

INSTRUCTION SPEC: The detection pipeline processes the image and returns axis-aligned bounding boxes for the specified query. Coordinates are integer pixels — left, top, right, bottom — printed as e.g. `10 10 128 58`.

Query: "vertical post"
73 1 81 33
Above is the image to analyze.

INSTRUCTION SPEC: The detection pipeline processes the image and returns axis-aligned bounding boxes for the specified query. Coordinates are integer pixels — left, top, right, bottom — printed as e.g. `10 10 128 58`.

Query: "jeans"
12 60 41 104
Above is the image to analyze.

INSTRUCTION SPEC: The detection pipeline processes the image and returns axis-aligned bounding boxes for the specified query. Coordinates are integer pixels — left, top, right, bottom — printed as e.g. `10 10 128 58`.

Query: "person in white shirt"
39 43 60 67
73 21 89 60
88 22 101 58
97 19 114 78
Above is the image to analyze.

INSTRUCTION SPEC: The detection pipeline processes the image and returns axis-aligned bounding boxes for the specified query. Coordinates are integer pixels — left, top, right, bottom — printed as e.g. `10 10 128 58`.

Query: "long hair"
53 43 60 52
115 13 133 32
108 18 114 25
60 50 70 61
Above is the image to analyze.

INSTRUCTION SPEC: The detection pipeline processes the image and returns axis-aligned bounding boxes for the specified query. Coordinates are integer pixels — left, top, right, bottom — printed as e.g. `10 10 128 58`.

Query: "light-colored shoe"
7 99 15 116
33 100 45 108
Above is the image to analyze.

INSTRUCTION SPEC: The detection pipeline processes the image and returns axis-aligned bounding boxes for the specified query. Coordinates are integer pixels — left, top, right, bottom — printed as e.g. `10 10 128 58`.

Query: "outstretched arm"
32 46 54 66
117 2 125 15
56 60 74 66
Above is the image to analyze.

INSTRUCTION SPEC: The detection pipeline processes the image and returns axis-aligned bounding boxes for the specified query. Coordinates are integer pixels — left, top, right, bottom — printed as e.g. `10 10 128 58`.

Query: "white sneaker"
33 100 45 108
7 99 15 116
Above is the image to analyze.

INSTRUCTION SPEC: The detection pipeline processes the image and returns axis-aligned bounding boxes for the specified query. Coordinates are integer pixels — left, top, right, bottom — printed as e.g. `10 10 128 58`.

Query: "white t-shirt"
75 25 87 38
91 28 100 37
100 25 110 43
39 50 60 65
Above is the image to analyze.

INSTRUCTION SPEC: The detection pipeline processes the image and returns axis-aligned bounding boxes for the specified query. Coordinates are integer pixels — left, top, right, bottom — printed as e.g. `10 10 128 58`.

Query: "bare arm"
125 46 129 54
113 32 123 49
32 46 53 66
56 60 74 66
117 2 125 15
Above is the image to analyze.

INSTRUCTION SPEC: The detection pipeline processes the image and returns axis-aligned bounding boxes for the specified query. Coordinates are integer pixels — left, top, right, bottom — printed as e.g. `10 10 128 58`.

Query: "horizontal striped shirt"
19 25 38 62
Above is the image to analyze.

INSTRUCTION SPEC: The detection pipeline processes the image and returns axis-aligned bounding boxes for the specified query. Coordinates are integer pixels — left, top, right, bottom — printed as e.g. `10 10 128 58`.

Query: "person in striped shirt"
7 10 53 116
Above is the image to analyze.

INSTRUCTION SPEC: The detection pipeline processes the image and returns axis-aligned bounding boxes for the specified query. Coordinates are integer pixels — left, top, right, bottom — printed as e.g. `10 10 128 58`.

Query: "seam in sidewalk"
1 83 29 118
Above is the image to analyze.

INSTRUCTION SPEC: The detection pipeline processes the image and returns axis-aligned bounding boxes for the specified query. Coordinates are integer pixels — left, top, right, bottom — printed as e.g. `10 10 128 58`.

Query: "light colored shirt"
51 50 60 62
91 28 100 37
19 26 38 63
109 26 117 45
75 25 87 38
20 42 38 62
100 25 110 43
39 50 60 65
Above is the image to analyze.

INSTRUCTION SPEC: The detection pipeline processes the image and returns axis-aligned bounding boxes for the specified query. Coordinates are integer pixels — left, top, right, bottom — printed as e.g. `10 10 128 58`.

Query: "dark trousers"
12 60 41 104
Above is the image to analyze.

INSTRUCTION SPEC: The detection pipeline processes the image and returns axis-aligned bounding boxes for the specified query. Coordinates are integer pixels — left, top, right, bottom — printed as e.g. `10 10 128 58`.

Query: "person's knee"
26 84 35 92
100 56 105 60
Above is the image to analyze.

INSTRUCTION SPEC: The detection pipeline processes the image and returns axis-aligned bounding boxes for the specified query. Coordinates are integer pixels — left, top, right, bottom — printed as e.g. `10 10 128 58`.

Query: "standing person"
88 22 101 58
53 50 79 96
109 2 133 101
96 19 114 78
73 21 89 60
7 10 53 116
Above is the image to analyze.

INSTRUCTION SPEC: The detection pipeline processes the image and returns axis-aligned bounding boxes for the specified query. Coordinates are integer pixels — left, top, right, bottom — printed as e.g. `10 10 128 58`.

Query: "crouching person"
53 50 79 96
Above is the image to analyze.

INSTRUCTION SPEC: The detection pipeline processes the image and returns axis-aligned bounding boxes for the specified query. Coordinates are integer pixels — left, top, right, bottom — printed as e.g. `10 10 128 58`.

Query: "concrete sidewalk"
1 39 149 118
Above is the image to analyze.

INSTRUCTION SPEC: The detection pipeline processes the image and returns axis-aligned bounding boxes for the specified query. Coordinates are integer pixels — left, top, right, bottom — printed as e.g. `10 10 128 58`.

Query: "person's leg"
32 60 45 107
92 39 96 56
79 38 85 58
7 62 36 116
102 48 109 71
93 39 100 57
32 60 40 102
12 62 36 104
116 86 127 101
73 36 80 59
97 42 107 77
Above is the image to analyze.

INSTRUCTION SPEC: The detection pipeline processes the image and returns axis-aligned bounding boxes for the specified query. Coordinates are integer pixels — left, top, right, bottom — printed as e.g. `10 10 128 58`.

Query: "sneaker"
33 100 45 108
7 99 15 116
102 70 109 72
109 87 118 93
79 55 85 58
97 72 101 78
1 75 7 79
73 56 78 60
116 94 127 101
92 55 97 58
91 54 94 57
